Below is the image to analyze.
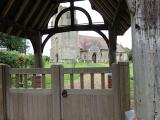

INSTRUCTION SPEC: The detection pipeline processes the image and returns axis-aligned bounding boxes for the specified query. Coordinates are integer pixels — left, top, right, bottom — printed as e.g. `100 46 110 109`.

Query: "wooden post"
112 63 121 120
127 0 160 119
30 33 43 87
31 32 43 68
0 64 9 120
109 27 117 66
52 65 64 120
119 62 130 120
112 62 130 120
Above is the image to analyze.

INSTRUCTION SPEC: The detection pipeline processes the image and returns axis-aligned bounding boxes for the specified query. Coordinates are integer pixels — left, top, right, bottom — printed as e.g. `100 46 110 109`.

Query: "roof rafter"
7 0 29 34
112 0 124 27
31 0 50 28
51 0 85 3
37 4 54 29
0 16 37 36
17 0 41 36
1 0 15 17
40 6 58 29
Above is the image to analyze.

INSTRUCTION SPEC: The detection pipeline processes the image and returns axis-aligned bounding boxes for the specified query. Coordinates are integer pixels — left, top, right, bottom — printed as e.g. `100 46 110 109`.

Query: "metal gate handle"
62 90 68 98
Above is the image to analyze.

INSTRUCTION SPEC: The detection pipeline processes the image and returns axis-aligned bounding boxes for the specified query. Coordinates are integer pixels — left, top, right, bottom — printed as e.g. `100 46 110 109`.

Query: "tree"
0 33 29 53
125 47 132 61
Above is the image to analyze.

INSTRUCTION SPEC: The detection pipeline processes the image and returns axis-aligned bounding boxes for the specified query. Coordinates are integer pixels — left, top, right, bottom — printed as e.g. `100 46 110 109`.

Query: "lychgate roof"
0 0 130 38
0 0 59 38
90 0 130 35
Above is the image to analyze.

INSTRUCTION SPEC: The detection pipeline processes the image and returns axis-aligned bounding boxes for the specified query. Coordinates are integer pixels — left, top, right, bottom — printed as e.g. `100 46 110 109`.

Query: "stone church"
50 6 128 63
50 6 80 63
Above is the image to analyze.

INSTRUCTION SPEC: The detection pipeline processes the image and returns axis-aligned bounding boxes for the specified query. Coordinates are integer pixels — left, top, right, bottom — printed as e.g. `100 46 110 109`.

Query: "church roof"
78 35 108 50
78 35 126 53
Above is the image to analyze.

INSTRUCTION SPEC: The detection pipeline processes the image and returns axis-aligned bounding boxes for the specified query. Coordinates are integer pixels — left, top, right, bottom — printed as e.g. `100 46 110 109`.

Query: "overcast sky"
28 0 132 56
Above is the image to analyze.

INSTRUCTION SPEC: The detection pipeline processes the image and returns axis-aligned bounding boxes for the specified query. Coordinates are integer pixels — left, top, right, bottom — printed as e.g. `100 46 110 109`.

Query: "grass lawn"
44 62 107 68
43 62 107 88
129 62 134 100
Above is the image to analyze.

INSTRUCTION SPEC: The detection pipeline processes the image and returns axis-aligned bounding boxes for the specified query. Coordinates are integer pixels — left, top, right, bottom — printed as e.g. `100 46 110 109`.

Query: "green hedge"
0 51 20 68
0 51 47 68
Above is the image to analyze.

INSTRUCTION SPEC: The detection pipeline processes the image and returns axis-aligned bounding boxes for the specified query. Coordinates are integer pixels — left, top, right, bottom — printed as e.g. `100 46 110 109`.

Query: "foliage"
0 33 29 53
0 51 21 68
24 54 35 68
43 56 50 62
129 62 134 100
24 54 48 68
0 51 50 68
130 79 134 100
125 47 132 61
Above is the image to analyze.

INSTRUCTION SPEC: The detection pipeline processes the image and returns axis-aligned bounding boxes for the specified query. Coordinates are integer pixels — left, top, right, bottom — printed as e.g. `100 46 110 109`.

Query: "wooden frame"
1 62 130 120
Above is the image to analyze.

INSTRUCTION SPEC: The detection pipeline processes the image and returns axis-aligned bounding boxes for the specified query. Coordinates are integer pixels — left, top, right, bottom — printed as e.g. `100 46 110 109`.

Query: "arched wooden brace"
41 3 110 67
42 5 109 52
41 33 55 52
95 30 109 48
54 6 92 28
42 30 109 53
42 6 93 52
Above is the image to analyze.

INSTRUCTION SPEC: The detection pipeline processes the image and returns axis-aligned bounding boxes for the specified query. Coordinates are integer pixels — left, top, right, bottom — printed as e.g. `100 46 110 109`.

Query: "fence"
0 62 130 120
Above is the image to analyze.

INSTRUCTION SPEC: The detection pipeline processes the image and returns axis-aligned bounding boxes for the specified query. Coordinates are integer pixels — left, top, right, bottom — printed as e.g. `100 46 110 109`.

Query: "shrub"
25 54 35 68
43 55 50 62
0 51 20 68
0 51 49 68
25 54 47 68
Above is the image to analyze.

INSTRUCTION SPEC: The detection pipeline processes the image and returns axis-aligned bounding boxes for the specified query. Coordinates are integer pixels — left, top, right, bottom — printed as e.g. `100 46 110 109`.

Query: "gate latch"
62 90 68 98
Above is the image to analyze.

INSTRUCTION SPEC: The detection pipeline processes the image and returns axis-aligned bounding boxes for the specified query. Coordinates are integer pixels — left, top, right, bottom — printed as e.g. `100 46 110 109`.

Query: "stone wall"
50 6 80 63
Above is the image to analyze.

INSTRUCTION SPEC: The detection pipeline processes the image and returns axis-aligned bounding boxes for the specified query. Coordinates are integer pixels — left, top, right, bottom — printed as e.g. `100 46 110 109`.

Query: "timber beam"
17 0 42 36
112 0 124 28
0 17 37 36
7 0 29 34
1 0 15 17
31 0 50 28
30 33 43 68
42 24 108 35
109 27 117 66
51 0 85 3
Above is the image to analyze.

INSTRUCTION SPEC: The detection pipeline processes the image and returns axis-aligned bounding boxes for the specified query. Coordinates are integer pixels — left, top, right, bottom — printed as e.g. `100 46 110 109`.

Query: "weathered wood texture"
127 0 160 119
63 92 114 120
0 64 9 120
61 62 130 120
7 92 53 120
10 68 51 89
119 62 130 119
112 63 130 120
7 66 53 120
52 65 63 120
6 63 129 120
62 66 115 120
125 0 135 14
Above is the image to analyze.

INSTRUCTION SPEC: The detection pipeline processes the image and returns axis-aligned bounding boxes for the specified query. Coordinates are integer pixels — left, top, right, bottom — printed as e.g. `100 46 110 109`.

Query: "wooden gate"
53 63 130 120
62 67 114 120
0 62 130 120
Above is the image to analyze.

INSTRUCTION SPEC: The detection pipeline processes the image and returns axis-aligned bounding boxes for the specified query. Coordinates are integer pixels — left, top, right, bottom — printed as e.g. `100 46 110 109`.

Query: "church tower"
50 6 80 63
